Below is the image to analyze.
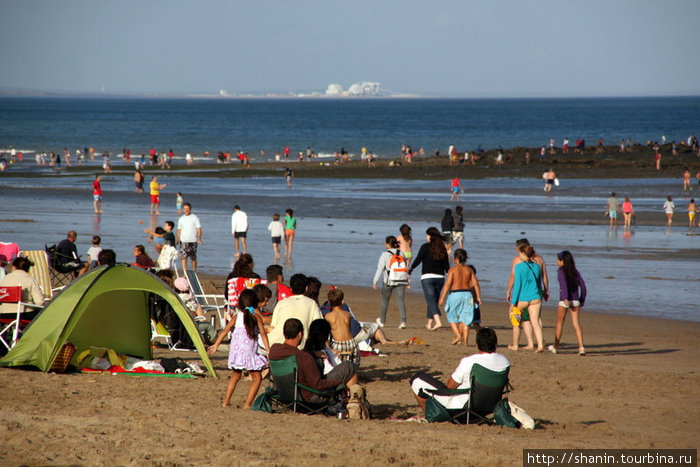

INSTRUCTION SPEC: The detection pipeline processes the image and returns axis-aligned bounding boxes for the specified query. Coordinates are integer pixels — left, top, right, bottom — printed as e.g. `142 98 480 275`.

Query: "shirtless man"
438 249 481 346
683 169 692 191
543 168 556 192
505 238 549 351
324 288 360 368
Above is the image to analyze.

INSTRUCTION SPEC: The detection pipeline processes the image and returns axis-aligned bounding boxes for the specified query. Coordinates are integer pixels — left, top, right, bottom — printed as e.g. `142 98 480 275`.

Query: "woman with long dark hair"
549 251 587 355
408 227 450 330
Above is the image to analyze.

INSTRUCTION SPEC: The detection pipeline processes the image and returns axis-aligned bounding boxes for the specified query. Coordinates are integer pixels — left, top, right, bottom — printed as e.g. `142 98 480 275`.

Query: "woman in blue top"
510 244 545 352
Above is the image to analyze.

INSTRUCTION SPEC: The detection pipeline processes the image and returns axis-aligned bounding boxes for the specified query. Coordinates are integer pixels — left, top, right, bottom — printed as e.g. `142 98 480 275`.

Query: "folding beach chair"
425 364 510 425
268 355 345 415
150 319 191 352
20 250 57 300
44 244 81 289
185 269 227 328
0 285 44 351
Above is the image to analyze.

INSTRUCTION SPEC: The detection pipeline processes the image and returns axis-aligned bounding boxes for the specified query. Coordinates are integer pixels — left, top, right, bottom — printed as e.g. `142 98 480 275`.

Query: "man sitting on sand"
324 288 360 367
267 273 322 348
409 328 509 414
269 318 358 402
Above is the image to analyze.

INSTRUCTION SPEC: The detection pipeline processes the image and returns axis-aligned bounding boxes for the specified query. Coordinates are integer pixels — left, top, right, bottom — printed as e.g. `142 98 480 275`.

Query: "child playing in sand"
438 249 481 346
397 224 413 261
267 213 284 261
324 288 360 367
208 289 270 408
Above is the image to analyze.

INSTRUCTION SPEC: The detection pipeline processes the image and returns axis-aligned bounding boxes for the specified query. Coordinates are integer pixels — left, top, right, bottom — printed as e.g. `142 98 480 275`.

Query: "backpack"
386 250 409 286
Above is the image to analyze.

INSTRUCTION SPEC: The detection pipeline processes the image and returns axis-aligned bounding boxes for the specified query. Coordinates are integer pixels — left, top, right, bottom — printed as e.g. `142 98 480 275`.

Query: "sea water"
1 96 699 157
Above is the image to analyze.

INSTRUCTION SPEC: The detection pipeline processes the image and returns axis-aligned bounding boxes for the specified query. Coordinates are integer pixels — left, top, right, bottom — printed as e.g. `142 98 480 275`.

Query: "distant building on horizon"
325 81 382 97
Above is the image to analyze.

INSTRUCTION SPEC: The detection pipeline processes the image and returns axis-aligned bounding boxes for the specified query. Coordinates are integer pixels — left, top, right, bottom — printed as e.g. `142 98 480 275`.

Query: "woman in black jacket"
408 227 450 330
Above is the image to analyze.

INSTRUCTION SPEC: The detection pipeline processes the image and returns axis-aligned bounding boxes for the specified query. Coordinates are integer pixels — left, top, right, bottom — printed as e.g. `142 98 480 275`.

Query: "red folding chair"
0 286 44 351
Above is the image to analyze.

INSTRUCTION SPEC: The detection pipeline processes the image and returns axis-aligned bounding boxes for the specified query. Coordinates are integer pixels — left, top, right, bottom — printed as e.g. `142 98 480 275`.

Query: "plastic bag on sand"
509 401 535 429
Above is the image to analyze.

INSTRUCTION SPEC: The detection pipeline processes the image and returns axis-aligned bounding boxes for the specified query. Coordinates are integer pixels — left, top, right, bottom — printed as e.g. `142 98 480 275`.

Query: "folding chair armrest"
297 382 342 397
425 387 471 397
18 302 45 311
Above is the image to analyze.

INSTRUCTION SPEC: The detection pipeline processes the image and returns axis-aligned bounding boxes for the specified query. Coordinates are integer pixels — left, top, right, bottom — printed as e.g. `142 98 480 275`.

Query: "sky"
1 0 699 98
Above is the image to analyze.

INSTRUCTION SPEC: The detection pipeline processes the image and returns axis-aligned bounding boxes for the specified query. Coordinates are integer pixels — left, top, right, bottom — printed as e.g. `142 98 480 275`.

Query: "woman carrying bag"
372 236 408 329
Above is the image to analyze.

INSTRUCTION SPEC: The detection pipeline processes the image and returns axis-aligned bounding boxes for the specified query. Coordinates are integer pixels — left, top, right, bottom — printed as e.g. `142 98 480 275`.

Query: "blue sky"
2 0 699 97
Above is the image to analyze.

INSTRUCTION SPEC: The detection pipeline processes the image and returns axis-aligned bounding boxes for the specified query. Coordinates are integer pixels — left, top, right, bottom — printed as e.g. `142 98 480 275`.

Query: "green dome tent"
0 264 217 378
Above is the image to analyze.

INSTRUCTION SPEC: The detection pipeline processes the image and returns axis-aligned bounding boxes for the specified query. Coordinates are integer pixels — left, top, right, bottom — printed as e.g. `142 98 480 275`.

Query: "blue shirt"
511 261 543 305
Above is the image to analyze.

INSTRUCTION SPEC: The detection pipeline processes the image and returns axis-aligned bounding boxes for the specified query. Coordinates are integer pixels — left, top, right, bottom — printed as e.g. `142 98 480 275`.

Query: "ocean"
1 96 699 158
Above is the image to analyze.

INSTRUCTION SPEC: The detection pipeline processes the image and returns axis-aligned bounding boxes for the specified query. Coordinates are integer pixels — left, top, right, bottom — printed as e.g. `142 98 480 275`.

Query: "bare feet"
429 324 441 331
507 345 518 351
535 347 545 353
450 337 461 345
522 345 535 350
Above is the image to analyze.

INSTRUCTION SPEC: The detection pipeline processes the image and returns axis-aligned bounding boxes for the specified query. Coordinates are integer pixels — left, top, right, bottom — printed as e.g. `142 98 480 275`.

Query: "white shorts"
558 300 580 309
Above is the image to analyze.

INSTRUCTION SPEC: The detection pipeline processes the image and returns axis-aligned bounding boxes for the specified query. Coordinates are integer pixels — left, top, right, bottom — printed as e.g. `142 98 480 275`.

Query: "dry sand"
0 280 697 467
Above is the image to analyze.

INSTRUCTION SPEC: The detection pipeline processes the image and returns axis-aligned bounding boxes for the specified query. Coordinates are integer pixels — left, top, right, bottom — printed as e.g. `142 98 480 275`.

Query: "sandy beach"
0 280 698 466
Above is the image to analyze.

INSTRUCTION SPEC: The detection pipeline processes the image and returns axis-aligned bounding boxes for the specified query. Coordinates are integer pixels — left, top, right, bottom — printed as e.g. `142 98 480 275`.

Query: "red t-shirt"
92 180 102 196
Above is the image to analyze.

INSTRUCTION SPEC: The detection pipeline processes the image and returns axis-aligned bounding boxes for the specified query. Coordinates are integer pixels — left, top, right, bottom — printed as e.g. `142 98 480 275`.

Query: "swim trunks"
330 338 360 367
271 236 281 244
445 290 474 325
178 242 197 261
150 195 159 204
558 300 581 308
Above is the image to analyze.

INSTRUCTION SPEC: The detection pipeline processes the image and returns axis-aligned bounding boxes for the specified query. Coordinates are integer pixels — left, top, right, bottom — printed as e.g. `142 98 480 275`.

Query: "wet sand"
0 281 697 466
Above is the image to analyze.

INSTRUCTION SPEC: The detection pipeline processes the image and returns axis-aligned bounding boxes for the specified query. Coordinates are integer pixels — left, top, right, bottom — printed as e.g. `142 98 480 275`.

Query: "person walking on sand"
506 238 549 351
510 243 546 353
439 248 481 346
408 227 450 331
607 192 619 227
622 196 635 229
284 208 297 258
663 196 675 226
149 176 166 214
373 236 408 329
397 224 413 262
231 205 249 258
92 174 103 213
549 251 587 356
208 289 270 408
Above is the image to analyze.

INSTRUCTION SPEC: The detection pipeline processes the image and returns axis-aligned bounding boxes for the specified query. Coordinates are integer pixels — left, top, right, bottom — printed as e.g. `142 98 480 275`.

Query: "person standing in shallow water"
663 196 675 226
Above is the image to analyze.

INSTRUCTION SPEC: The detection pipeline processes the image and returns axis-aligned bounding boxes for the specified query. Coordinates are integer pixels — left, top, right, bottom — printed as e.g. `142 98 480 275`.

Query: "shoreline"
3 143 699 181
